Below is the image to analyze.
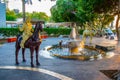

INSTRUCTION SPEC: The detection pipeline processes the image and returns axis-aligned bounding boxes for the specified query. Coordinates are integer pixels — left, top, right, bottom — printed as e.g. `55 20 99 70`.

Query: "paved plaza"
0 37 120 80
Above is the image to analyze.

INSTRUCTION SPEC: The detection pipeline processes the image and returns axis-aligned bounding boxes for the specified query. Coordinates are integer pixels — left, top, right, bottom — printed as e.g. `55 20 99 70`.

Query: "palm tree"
22 0 55 22
22 0 39 22
22 0 48 22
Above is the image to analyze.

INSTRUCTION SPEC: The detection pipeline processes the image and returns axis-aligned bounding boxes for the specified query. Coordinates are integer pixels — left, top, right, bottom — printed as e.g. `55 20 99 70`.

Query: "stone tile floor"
0 37 120 80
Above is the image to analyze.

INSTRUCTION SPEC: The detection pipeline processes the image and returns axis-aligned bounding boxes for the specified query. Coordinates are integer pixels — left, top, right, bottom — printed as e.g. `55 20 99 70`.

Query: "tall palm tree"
23 0 47 22
22 0 40 22
22 0 55 22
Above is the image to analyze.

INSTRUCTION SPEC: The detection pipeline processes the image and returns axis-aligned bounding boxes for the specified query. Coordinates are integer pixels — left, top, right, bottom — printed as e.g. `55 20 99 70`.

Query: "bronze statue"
19 17 33 48
82 22 96 43
15 22 43 67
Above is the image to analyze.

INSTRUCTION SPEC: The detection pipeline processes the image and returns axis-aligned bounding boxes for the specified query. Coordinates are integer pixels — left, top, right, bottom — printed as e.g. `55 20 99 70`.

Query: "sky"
8 0 56 16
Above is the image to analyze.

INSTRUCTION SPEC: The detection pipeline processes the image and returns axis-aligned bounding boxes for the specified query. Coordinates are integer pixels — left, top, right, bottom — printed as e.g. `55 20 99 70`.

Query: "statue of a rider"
19 16 33 48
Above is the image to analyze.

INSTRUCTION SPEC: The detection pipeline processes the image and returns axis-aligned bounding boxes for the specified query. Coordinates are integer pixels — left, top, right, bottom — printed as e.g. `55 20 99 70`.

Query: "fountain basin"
46 43 114 61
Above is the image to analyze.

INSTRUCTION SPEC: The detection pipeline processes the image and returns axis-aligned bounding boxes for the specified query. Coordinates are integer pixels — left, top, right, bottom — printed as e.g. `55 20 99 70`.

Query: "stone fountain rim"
45 44 110 61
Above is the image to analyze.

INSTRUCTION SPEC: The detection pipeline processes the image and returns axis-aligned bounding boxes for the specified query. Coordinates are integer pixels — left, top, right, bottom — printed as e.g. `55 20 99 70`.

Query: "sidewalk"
0 37 120 80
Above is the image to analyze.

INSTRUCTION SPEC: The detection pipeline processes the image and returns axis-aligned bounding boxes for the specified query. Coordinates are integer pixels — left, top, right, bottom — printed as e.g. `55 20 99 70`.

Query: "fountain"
45 23 115 61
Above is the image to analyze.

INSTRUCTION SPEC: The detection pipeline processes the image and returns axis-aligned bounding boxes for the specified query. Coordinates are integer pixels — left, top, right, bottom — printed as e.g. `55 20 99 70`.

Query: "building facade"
0 3 6 27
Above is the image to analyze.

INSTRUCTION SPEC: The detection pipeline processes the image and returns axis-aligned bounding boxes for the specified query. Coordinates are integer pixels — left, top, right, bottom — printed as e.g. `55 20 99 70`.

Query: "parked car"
103 28 115 39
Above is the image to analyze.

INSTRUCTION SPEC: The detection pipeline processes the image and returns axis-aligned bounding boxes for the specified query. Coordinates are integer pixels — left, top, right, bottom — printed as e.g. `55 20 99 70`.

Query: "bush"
0 27 84 37
43 28 71 36
6 15 17 21
0 28 21 37
44 27 84 36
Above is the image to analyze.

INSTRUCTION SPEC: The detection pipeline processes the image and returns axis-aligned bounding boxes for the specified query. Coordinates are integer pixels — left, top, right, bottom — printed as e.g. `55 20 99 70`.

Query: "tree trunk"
116 14 120 41
22 0 25 22
116 0 120 41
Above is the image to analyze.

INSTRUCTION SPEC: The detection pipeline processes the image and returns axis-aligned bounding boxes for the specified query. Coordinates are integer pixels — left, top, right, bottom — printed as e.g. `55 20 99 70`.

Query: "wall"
0 3 6 27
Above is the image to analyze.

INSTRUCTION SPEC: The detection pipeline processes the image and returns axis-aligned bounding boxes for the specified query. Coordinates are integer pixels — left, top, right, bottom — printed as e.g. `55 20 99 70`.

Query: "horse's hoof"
31 64 34 67
31 63 34 67
36 62 40 66
16 62 19 65
23 59 26 62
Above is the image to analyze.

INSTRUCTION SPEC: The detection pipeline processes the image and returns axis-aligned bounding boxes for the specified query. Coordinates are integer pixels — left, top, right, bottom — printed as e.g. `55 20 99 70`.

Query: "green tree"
6 9 17 21
16 12 49 22
16 12 23 18
92 0 120 40
74 0 96 25
51 0 118 33
30 12 49 21
51 0 76 22
51 0 97 26
50 5 63 22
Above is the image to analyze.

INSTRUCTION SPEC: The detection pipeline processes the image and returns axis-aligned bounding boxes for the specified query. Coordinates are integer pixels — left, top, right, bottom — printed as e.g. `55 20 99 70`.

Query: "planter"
40 35 48 39
6 35 48 43
7 37 17 42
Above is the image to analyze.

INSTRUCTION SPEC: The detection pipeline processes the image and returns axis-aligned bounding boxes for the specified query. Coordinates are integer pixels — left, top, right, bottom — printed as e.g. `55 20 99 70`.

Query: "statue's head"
71 23 76 28
25 16 31 23
35 22 43 32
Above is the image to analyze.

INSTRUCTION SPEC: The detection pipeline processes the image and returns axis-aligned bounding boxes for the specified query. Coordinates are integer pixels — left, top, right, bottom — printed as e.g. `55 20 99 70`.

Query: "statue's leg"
30 47 35 67
35 46 40 66
20 39 25 48
82 35 86 43
20 35 28 48
22 48 26 62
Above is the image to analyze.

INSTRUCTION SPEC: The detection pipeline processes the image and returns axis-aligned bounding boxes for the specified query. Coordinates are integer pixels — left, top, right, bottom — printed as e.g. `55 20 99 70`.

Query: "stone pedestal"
68 40 82 54
70 47 80 54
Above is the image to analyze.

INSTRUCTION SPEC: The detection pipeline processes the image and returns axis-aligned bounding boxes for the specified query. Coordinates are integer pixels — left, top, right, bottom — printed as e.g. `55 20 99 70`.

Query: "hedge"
0 27 84 37
0 28 21 37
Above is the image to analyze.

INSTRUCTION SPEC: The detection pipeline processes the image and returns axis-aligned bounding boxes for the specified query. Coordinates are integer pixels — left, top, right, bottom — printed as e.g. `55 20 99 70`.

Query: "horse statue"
81 22 96 44
15 22 43 67
82 29 96 43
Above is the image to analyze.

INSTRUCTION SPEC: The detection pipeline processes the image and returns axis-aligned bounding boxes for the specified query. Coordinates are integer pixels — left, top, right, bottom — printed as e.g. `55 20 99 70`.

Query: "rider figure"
19 17 33 48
